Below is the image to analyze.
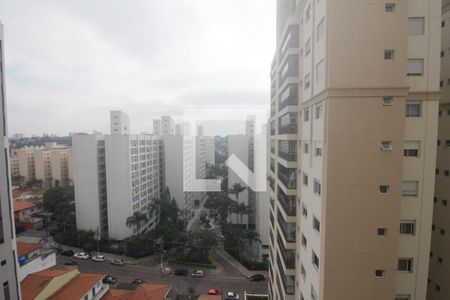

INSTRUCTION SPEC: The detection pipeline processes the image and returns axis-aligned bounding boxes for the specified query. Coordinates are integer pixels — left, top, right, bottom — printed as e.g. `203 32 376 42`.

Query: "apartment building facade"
74 113 163 240
268 1 440 300
11 142 73 187
428 1 450 299
0 21 21 299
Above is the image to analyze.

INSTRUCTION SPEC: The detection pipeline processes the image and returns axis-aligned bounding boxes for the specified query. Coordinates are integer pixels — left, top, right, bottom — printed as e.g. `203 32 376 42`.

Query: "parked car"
60 250 74 257
64 260 79 266
110 259 124 266
73 252 89 259
191 270 204 278
226 292 239 300
208 289 222 295
131 278 146 285
174 268 188 276
103 275 118 284
92 255 105 262
250 274 265 282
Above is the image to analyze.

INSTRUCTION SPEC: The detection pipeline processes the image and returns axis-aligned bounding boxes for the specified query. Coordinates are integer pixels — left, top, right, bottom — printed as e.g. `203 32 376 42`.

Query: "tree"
11 175 25 187
228 182 246 203
243 230 260 248
126 211 148 234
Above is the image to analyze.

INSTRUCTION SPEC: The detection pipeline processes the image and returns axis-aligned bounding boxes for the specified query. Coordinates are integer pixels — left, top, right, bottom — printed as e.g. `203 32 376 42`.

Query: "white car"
73 252 89 260
92 255 105 262
191 270 204 278
226 292 239 300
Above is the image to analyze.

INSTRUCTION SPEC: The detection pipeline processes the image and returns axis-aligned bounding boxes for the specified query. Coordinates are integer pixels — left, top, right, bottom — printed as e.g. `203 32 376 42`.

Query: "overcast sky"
0 0 275 136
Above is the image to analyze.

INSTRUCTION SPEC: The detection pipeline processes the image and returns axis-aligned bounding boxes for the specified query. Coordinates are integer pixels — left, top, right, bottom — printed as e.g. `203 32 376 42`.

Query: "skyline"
0 0 275 136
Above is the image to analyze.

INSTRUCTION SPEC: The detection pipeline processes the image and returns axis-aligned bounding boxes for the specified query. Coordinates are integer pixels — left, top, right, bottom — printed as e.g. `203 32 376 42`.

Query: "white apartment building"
428 1 450 299
175 124 183 135
269 1 440 300
110 110 130 135
163 134 215 214
153 116 175 136
0 21 21 299
74 112 162 240
11 142 73 187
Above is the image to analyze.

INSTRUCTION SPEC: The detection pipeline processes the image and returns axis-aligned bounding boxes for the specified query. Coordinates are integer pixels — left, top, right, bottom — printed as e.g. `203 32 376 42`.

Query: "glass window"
402 181 418 197
385 3 395 13
407 59 424 76
312 251 319 269
408 17 425 35
400 221 416 235
398 258 413 272
304 108 310 121
305 73 311 90
404 141 420 157
316 59 324 82
405 100 422 117
316 17 325 42
305 38 311 56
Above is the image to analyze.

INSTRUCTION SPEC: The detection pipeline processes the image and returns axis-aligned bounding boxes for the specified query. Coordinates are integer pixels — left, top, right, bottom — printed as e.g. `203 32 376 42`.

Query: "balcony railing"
270 197 274 209
279 84 298 111
277 255 295 295
270 211 274 228
277 211 296 243
278 164 296 189
277 233 295 269
278 187 296 216
278 123 297 135
268 176 275 191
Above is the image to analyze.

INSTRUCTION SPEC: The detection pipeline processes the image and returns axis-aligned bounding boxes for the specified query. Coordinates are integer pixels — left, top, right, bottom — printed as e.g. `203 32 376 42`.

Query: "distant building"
0 21 21 299
13 189 45 231
74 111 162 239
16 242 56 282
175 123 183 135
10 142 73 187
110 110 130 135
153 116 175 135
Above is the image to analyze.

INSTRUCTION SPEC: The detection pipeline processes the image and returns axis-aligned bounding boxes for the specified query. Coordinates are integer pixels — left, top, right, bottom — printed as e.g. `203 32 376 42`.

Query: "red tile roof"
103 284 170 300
14 199 38 213
199 296 223 300
21 266 77 300
17 242 43 257
48 273 105 300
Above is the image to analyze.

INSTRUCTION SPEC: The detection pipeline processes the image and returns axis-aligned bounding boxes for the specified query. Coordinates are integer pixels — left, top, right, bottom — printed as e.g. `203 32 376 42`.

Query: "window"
302 233 307 248
313 179 321 195
407 59 424 76
311 285 318 300
305 73 311 89
436 169 440 175
381 141 393 151
0 260 5 266
443 199 448 207
408 17 425 35
316 60 325 82
442 20 446 28
402 181 418 197
304 108 310 121
302 204 308 217
383 97 393 106
440 228 446 236
2 282 10 300
312 251 319 269
384 50 395 60
304 142 309 154
447 140 450 146
301 263 306 280
442 51 446 57
398 258 413 272
440 80 444 88
385 3 395 12
303 173 309 186
316 17 325 42
445 170 450 177
405 100 422 117
305 39 311 56
379 185 390 194
400 221 416 235
315 146 322 157
375 270 385 278
395 295 411 300
378 228 387 236
404 141 420 157
305 4 311 23
313 216 320 232
315 102 323 119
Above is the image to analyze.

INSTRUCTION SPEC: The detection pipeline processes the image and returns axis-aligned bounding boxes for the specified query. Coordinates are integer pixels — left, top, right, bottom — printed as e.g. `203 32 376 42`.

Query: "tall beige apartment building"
11 142 73 187
428 1 450 299
268 1 440 300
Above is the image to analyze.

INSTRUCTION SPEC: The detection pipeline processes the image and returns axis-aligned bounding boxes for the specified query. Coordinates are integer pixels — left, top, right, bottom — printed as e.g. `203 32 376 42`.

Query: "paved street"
57 254 267 296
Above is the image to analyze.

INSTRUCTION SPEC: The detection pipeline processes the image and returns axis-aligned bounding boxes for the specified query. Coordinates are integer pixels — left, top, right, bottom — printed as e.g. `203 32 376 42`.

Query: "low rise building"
13 189 45 231
17 242 56 282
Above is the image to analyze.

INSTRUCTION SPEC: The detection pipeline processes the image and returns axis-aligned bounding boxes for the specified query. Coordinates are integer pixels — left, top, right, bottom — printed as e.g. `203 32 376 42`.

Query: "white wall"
18 252 56 282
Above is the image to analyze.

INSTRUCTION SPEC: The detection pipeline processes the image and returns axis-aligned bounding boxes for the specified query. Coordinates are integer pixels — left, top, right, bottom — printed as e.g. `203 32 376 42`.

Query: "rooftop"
17 242 43 257
48 273 105 300
103 284 170 300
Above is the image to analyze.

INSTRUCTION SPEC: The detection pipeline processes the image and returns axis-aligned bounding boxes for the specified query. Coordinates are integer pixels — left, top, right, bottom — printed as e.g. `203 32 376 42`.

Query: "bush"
168 258 216 269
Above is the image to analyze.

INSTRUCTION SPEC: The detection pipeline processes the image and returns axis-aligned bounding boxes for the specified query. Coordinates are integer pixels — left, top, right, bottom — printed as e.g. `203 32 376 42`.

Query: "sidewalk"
214 248 268 278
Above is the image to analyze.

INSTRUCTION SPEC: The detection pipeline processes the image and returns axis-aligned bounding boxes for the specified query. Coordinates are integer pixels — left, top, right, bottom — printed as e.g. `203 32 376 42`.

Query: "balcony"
277 255 295 295
270 197 275 209
279 25 299 60
278 187 296 216
270 121 276 136
270 158 275 173
277 233 295 269
278 143 297 162
278 112 297 135
277 211 296 243
279 84 298 111
270 211 274 228
278 163 296 189
279 55 299 86
268 175 275 191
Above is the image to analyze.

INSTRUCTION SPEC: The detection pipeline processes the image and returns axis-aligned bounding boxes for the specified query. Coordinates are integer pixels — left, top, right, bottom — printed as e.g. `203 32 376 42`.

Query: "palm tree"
243 230 260 248
228 183 246 203
126 211 148 234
